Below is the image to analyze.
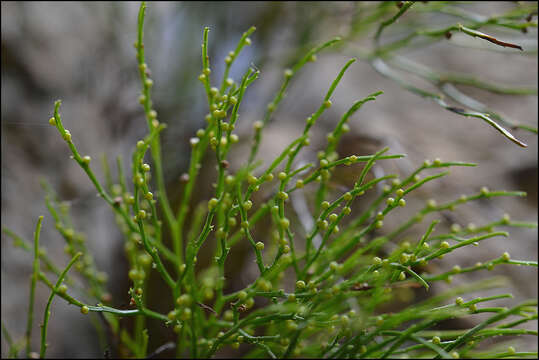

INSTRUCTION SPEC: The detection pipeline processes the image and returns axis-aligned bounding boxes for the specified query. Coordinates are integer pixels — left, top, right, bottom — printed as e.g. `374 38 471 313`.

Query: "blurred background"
2 1 537 357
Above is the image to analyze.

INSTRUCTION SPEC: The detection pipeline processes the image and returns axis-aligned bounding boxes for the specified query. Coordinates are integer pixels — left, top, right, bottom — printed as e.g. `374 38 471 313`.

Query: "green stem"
26 216 43 357
40 252 82 358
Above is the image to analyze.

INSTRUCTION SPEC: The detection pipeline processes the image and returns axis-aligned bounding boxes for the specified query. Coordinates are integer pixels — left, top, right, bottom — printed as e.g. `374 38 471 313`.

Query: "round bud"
399 271 406 281
386 198 395 206
80 305 89 314
280 218 290 229
278 191 289 200
296 179 304 189
82 156 91 165
375 220 383 229
323 100 332 108
126 195 135 205
141 163 150 172
433 158 442 166
247 174 258 185
177 294 193 306
180 308 192 321
253 121 263 130
238 290 248 300
317 219 328 230
400 253 410 264
63 130 72 142
137 210 147 220
296 280 306 289
255 242 264 251
133 174 144 186
343 192 352 201
321 201 330 210
222 309 234 322
284 69 293 78
502 252 510 261
342 207 351 215
57 284 68 294
243 200 253 211
329 213 338 222
432 336 441 345
144 192 153 201
398 199 406 207
49 117 56 126
244 37 252 46
208 198 219 211
396 188 404 197
441 241 450 249
225 175 234 185
455 297 464 305
426 199 437 209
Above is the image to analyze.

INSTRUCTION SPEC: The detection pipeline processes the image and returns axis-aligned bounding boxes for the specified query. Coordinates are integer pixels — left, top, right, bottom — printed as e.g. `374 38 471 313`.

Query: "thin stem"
40 252 82 358
135 2 179 253
26 216 43 357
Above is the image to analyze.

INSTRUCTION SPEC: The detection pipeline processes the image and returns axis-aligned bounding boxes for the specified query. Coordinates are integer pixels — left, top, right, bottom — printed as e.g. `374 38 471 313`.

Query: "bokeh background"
2 1 537 358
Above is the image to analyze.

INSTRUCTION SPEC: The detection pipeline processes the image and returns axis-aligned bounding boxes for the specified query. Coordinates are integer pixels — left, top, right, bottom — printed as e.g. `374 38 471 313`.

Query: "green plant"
2 1 537 358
